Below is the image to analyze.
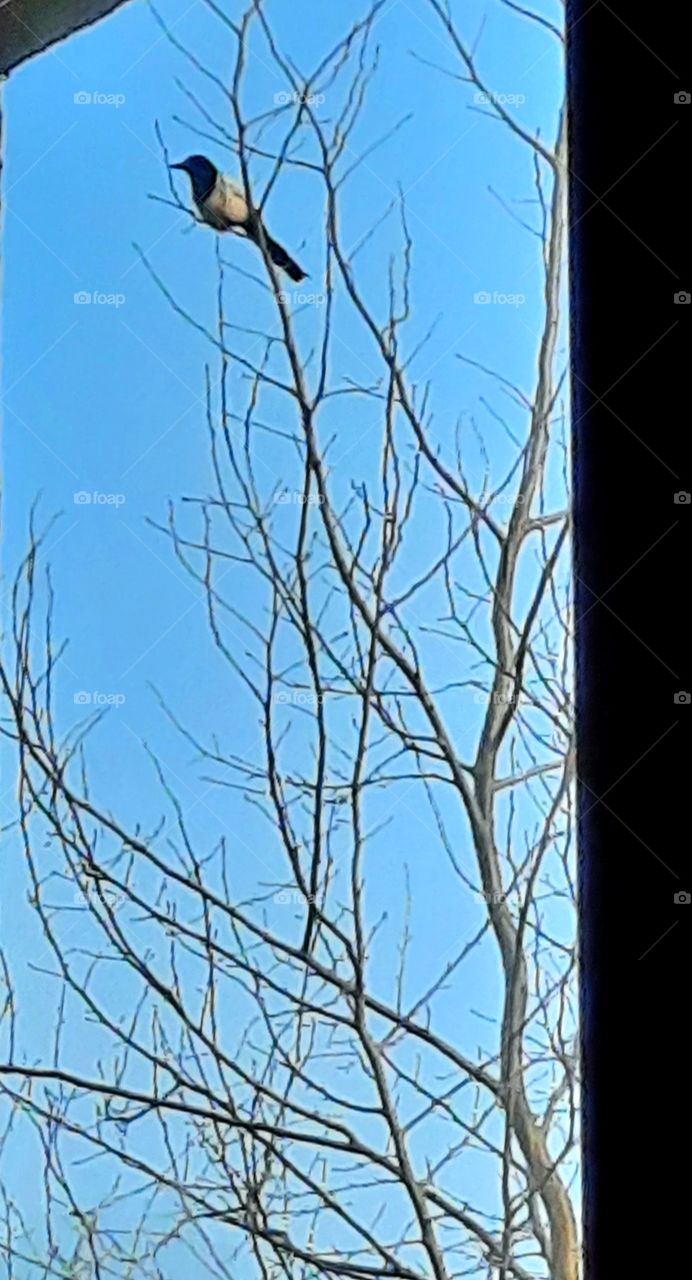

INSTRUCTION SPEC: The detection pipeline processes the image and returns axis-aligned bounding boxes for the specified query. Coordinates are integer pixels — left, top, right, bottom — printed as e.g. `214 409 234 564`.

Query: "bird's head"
169 154 218 202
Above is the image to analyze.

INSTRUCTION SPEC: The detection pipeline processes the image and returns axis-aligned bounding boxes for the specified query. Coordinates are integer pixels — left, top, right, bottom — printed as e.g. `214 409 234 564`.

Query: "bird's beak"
169 162 186 171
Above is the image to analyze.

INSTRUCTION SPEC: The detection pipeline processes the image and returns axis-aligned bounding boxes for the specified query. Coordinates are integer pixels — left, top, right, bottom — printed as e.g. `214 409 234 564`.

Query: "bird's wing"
202 176 249 231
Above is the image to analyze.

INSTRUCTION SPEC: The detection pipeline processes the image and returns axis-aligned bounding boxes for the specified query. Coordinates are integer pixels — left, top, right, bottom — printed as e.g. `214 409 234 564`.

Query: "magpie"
170 155 306 282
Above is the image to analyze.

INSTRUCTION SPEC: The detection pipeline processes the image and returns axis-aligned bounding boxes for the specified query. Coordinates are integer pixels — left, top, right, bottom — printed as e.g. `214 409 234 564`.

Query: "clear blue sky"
1 0 570 1272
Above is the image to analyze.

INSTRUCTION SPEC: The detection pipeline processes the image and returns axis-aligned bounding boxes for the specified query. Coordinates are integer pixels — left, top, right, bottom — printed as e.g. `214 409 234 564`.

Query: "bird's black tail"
254 227 306 282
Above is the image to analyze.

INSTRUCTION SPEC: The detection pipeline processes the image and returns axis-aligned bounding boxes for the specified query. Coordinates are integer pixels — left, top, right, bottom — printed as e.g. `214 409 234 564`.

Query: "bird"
169 155 307 282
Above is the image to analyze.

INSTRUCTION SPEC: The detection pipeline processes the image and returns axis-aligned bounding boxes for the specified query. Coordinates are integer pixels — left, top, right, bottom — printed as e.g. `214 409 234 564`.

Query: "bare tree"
1 3 577 1279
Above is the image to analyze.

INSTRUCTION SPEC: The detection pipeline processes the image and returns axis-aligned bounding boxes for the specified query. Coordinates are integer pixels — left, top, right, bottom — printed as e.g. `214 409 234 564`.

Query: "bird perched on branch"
170 155 307 282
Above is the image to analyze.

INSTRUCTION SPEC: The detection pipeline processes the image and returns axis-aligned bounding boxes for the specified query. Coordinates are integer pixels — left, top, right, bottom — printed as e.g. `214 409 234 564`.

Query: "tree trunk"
1 0 132 77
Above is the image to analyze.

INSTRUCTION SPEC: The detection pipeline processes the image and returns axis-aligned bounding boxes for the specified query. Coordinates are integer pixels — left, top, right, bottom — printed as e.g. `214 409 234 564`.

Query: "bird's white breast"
202 175 249 231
